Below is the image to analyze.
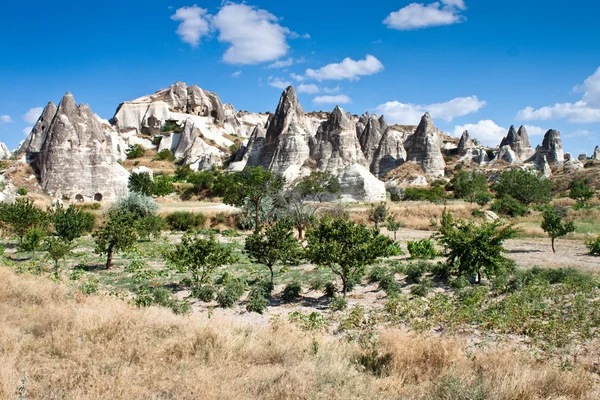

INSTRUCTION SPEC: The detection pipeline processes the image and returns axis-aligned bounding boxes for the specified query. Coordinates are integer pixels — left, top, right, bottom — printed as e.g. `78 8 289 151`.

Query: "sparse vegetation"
125 144 146 159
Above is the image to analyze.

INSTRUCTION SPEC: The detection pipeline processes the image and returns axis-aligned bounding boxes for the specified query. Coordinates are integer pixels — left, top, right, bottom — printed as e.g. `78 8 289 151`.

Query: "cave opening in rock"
94 193 103 202
75 194 84 202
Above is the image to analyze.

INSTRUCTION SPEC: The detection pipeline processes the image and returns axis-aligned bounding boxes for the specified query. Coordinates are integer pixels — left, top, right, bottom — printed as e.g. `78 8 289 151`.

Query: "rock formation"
563 153 584 170
358 114 387 161
495 125 534 163
338 164 386 202
593 146 600 161
28 93 129 201
404 113 445 177
370 127 407 178
532 129 564 165
0 143 10 160
457 131 474 154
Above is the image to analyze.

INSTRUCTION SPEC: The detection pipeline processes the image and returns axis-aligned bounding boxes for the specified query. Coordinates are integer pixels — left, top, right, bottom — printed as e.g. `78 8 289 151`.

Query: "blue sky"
0 0 599 155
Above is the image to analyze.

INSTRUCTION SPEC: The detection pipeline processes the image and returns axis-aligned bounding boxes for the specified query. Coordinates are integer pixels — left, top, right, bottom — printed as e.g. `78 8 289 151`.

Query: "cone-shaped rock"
405 113 445 177
359 114 388 161
457 130 474 154
592 146 600 161
497 125 533 162
535 129 564 164
371 127 407 178
35 93 129 201
20 101 57 156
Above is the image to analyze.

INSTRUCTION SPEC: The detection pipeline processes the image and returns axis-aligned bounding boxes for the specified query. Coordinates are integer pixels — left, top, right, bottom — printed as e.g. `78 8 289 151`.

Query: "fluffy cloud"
313 95 352 105
297 84 320 94
517 67 600 123
565 129 593 139
268 77 292 90
305 55 384 81
523 125 546 136
232 70 242 78
23 107 43 124
375 96 486 125
171 5 211 47
267 58 295 69
290 73 305 82
384 1 467 31
452 120 507 147
0 115 13 124
212 3 290 65
22 126 33 136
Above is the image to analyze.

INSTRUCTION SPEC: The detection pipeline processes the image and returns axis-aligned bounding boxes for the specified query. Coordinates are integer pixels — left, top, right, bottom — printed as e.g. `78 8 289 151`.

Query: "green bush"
410 278 433 297
493 169 553 205
247 287 269 314
405 262 427 284
80 211 97 233
407 238 439 259
165 211 206 231
216 277 246 308
191 285 215 302
330 296 348 311
586 235 600 256
282 281 302 303
324 282 337 297
74 202 102 210
17 187 28 196
134 286 190 315
403 187 446 202
154 149 176 162
368 265 388 283
379 274 401 296
135 214 165 241
491 195 529 217
128 172 154 196
474 192 493 206
115 192 159 218
153 175 174 197
125 144 145 159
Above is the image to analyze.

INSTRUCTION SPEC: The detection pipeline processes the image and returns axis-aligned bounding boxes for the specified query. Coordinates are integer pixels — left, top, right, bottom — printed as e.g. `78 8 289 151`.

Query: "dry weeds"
0 267 596 399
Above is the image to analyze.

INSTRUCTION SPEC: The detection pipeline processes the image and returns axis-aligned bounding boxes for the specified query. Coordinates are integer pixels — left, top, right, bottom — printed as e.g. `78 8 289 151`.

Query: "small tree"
20 227 47 259
386 214 402 241
368 202 388 229
153 175 175 197
245 218 302 284
129 172 154 196
493 169 553 206
125 144 145 159
433 211 518 284
305 218 401 296
46 237 73 277
295 171 342 202
166 233 237 286
569 177 595 208
453 171 489 203
541 207 576 253
53 204 89 243
0 198 48 244
93 210 138 269
136 215 166 241
218 167 285 232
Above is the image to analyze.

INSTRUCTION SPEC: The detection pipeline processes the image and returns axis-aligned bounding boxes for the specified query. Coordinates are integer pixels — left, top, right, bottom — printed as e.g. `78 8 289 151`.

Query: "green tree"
453 171 489 203
386 214 403 241
45 237 73 277
0 198 48 244
128 172 154 196
153 175 175 197
368 202 389 229
93 210 139 269
433 211 518 284
125 144 145 159
541 207 576 253
569 177 595 208
305 218 401 296
53 204 89 243
218 167 285 231
295 171 342 202
245 218 302 284
166 233 237 286
493 169 553 206
136 215 166 241
20 227 47 259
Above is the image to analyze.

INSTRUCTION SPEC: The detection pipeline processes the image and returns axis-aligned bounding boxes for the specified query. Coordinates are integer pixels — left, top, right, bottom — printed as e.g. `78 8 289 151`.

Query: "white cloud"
301 33 311 39
212 3 290 65
453 120 507 147
523 125 546 136
305 55 384 81
313 95 352 105
23 107 43 124
0 115 13 124
290 73 305 82
565 129 593 139
375 96 486 125
267 58 295 69
22 126 33 136
297 84 320 94
384 2 467 31
517 67 600 123
323 86 341 94
232 70 242 78
268 77 292 90
171 5 211 47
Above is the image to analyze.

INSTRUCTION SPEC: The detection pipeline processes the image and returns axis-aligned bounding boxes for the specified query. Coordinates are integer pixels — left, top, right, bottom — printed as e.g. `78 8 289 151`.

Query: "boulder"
32 93 129 202
564 153 584 170
405 113 445 177
338 164 386 202
578 153 588 161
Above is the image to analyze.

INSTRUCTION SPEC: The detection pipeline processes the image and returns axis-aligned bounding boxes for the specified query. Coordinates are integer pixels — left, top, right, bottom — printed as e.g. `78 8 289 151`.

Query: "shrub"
405 262 427 284
379 274 401 296
330 296 348 311
134 286 190 315
493 169 553 205
17 187 28 196
585 235 600 256
165 211 206 231
115 192 158 218
324 282 337 297
410 278 433 297
80 211 97 233
154 149 176 162
125 144 145 159
282 281 302 303
403 187 446 202
191 285 215 302
474 192 493 206
541 207 576 253
246 283 271 314
407 238 439 260
136 214 165 241
491 195 529 217
452 171 488 203
153 175 174 197
368 265 388 283
569 177 595 208
128 172 154 196
53 205 92 243
368 202 388 228
213 212 228 225
161 120 181 133
216 277 246 308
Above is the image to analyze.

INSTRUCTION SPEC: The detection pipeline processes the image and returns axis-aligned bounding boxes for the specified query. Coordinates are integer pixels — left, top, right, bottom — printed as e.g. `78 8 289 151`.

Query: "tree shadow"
508 249 544 254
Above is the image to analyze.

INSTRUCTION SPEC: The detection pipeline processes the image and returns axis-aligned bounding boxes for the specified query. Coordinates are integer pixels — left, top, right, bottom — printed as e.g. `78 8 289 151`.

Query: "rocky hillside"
9 82 600 203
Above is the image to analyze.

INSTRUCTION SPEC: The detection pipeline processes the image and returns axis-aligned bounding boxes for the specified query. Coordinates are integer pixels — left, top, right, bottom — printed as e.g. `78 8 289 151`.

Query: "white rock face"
371 128 407 178
592 146 600 161
26 93 129 202
405 113 446 177
0 143 10 160
338 164 386 202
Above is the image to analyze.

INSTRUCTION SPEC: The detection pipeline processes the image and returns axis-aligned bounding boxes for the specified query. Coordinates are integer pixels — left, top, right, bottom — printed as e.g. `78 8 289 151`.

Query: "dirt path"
389 228 599 271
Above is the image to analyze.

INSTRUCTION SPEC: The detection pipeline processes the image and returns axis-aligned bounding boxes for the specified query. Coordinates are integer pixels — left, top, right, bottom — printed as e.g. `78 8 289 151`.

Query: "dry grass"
0 267 595 399
120 149 177 175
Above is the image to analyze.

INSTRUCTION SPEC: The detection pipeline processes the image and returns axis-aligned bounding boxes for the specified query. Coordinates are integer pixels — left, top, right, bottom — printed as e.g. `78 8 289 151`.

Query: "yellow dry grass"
0 267 595 399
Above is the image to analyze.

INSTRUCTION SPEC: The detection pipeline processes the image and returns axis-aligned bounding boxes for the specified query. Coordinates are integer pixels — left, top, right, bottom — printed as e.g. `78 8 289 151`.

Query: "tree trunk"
298 227 304 240
477 270 482 284
254 201 261 233
106 246 114 269
341 276 348 297
269 266 274 285
393 231 397 241
551 238 556 253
